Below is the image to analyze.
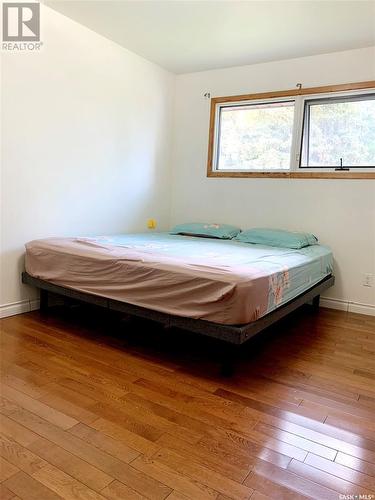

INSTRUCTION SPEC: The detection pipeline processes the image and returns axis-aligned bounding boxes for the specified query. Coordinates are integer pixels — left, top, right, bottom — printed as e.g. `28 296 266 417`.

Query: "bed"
23 233 334 358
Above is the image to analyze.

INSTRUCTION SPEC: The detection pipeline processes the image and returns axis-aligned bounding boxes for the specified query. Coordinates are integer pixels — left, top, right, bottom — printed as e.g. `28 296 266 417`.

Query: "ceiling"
45 1 375 74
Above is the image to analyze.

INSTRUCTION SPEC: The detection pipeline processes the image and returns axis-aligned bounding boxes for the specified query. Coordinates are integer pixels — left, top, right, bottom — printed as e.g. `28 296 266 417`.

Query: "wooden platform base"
22 272 335 345
1 307 374 499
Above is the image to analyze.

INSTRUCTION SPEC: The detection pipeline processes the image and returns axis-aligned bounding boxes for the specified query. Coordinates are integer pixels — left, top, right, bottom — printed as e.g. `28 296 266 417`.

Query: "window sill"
207 171 375 179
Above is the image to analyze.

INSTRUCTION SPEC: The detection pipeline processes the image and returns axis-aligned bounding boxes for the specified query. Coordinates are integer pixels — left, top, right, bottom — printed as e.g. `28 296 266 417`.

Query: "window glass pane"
217 101 294 170
301 96 375 167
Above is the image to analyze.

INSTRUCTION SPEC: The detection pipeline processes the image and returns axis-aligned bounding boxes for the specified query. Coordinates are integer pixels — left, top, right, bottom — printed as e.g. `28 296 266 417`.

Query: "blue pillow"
170 223 241 239
235 228 318 249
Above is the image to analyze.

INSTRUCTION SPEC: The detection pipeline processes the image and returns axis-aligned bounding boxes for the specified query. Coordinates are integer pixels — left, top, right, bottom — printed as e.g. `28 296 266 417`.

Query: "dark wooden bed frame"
22 272 334 374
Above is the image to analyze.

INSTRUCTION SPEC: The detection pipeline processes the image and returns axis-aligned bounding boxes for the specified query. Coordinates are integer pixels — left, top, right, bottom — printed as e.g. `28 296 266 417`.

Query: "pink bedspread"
25 237 270 324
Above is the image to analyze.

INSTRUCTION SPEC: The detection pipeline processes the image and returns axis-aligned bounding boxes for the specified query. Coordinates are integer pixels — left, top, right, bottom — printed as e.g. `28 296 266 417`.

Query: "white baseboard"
1 296 374 319
0 299 40 319
320 296 375 316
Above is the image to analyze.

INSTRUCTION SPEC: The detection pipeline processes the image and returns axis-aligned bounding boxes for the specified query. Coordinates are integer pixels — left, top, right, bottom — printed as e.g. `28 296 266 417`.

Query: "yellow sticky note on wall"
147 219 157 229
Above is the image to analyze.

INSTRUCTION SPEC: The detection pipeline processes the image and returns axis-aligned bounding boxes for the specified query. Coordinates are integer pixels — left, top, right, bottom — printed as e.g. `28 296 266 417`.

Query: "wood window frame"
207 81 375 179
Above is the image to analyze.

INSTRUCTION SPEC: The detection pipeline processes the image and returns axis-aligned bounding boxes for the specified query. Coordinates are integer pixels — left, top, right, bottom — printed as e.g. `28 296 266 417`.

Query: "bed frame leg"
39 289 49 314
312 294 320 311
220 343 239 377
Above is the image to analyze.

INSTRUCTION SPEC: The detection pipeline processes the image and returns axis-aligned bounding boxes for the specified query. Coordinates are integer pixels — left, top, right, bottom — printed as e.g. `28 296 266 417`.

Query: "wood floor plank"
134 374 247 414
354 369 375 380
3 471 62 500
0 372 55 400
253 422 337 460
0 359 60 388
1 308 374 499
28 437 114 492
215 388 326 425
69 422 140 463
248 491 271 500
0 434 47 476
300 396 375 423
84 403 163 441
335 451 375 477
128 389 241 435
244 471 309 500
155 433 252 482
0 456 19 482
101 479 147 500
132 454 219 500
39 381 98 408
88 400 194 444
325 414 375 438
32 464 107 500
0 399 170 499
56 376 129 402
37 390 99 425
302 361 375 396
123 382 252 438
288 459 374 495
0 415 40 448
89 417 161 457
26 424 171 500
165 492 190 500
123 390 208 433
153 447 252 499
16 349 137 398
245 460 339 500
256 414 375 461
1 385 78 430
260 411 375 450
304 453 375 491
200 427 308 462
209 376 303 408
196 430 293 472
0 483 19 500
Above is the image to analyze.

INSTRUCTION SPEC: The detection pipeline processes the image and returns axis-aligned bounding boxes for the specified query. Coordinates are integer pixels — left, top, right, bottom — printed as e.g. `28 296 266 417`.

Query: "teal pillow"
235 228 318 249
170 222 241 239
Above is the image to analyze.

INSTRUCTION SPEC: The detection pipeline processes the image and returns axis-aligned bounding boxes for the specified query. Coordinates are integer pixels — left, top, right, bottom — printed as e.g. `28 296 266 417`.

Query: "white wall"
171 47 375 313
2 16 374 318
1 5 174 315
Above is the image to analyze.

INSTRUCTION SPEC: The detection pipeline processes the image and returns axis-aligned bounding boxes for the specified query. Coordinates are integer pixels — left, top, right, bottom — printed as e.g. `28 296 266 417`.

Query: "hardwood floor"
0 304 374 499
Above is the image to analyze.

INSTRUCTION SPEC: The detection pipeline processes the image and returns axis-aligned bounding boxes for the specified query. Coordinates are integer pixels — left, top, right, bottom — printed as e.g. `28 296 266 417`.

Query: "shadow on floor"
33 299 323 379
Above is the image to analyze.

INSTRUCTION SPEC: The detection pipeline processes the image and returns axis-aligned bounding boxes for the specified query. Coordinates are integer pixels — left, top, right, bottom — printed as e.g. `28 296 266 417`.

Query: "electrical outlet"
362 273 374 287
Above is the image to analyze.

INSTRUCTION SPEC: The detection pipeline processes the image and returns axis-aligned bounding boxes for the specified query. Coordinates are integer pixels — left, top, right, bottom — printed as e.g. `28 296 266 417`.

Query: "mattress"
25 233 333 325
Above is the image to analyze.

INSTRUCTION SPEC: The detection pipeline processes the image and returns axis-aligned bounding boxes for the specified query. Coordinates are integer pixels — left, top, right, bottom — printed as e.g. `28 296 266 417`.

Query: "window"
301 94 375 168
217 101 294 170
207 81 375 178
